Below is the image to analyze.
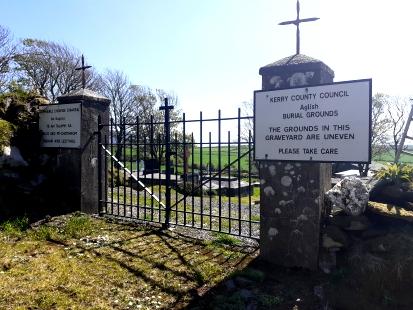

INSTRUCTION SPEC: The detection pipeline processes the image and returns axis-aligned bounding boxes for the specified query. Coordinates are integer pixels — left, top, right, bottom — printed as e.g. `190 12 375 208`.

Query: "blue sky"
1 0 412 118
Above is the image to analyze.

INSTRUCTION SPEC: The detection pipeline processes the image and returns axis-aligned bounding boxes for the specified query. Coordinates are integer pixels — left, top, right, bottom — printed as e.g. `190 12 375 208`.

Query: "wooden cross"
279 0 319 55
75 54 92 89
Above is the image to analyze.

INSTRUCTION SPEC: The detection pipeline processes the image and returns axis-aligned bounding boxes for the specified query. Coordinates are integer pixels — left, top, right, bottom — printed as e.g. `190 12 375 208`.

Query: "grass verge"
0 213 257 309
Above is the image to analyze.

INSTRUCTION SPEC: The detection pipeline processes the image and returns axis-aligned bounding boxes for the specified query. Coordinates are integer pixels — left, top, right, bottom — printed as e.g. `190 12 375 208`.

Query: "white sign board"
39 103 81 148
254 79 372 162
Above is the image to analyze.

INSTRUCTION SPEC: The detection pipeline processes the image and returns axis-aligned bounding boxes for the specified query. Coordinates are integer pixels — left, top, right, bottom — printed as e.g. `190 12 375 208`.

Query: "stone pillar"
258 54 334 270
56 89 110 214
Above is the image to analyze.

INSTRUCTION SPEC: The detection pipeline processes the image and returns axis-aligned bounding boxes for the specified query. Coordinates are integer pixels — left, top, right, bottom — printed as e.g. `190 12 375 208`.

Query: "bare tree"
0 25 17 92
358 93 392 175
240 100 254 143
99 70 135 159
130 86 182 160
387 96 410 161
371 94 392 155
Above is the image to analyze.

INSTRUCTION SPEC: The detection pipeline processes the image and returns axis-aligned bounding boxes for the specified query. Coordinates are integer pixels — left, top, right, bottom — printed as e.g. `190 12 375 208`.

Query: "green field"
189 146 252 171
113 146 413 172
115 146 255 173
374 150 413 163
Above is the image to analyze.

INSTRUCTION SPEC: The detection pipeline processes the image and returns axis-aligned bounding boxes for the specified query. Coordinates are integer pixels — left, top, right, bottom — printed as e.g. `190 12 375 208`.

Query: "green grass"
63 213 94 238
0 214 256 309
210 233 241 247
113 145 255 173
118 146 413 169
108 185 260 235
109 185 260 209
374 150 413 163
231 267 265 283
0 217 29 239
30 225 59 241
190 146 252 172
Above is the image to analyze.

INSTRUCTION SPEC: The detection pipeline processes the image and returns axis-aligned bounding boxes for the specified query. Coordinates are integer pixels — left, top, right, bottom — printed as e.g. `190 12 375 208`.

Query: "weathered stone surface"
239 289 254 300
0 169 20 181
322 225 349 248
55 89 110 214
234 276 254 288
369 178 413 208
259 54 335 77
260 163 331 269
330 214 371 231
318 249 336 274
313 285 325 300
368 201 413 222
344 216 371 231
224 279 236 291
326 177 369 216
361 227 388 239
322 235 343 249
259 56 334 270
0 146 28 167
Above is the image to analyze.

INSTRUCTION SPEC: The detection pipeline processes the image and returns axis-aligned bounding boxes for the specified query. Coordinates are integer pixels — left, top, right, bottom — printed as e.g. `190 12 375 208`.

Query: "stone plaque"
39 103 81 148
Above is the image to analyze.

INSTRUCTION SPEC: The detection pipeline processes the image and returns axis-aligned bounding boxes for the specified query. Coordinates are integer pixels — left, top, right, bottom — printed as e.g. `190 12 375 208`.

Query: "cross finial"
279 0 319 55
159 97 174 111
75 54 92 89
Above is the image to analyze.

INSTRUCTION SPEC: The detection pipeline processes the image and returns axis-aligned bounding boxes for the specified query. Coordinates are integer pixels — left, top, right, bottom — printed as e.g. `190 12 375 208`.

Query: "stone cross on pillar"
75 55 92 89
258 54 334 270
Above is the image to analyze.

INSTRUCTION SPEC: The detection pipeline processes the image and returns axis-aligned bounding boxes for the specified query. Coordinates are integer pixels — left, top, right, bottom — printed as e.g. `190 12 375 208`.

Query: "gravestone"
258 54 334 269
143 158 160 174
52 88 110 214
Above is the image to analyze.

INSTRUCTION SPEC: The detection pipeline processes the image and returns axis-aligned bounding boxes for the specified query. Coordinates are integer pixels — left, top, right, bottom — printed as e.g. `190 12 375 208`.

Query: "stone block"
258 54 334 270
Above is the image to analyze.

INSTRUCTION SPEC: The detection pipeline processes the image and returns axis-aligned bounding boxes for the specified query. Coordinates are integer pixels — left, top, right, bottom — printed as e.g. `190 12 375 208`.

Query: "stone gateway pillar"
55 89 110 214
258 54 334 270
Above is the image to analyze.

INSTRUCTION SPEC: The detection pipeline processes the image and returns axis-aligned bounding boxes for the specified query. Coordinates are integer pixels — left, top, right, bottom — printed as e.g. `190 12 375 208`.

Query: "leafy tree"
0 25 16 92
0 119 13 154
14 39 99 102
0 84 46 162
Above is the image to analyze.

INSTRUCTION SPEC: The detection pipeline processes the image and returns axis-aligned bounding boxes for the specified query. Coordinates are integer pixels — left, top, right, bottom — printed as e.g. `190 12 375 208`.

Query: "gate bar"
160 98 174 228
100 144 165 208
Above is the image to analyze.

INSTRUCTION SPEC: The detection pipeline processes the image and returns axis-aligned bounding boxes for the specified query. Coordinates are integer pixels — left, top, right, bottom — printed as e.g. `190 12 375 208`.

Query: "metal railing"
98 101 259 239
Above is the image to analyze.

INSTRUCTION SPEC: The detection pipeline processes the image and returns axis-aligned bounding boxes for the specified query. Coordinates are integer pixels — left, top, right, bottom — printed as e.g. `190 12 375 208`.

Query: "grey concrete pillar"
56 89 110 214
258 54 334 270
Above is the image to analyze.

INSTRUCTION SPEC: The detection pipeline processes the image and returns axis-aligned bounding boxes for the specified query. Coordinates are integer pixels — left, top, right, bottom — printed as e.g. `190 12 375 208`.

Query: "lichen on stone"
326 177 369 216
281 175 292 187
263 186 275 196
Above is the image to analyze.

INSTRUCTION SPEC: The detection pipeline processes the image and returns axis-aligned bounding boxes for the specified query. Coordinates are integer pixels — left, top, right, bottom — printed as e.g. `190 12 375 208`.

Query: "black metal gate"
98 100 259 239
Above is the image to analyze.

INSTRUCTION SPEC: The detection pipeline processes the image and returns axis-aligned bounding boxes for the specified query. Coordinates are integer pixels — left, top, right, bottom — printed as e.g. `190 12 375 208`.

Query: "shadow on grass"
47 226 258 309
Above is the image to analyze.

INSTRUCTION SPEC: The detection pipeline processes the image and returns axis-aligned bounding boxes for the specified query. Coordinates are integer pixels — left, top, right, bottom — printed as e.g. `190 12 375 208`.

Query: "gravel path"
105 187 260 239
